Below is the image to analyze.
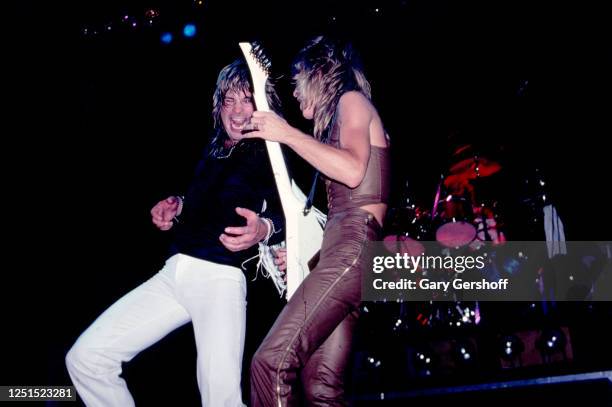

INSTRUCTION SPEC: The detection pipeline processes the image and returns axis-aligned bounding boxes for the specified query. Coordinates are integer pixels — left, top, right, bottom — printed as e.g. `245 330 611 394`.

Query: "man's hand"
242 111 294 143
151 196 181 231
273 248 287 282
220 207 269 252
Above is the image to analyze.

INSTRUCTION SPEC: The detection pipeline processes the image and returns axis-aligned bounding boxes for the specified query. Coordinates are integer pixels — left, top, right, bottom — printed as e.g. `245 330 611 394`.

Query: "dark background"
7 0 612 404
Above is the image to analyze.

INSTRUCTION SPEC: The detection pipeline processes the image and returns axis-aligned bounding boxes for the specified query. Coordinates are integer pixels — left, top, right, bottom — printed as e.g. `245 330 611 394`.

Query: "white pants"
66 254 247 407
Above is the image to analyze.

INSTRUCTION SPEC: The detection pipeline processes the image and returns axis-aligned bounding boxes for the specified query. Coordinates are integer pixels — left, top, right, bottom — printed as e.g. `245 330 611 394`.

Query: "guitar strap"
303 170 319 215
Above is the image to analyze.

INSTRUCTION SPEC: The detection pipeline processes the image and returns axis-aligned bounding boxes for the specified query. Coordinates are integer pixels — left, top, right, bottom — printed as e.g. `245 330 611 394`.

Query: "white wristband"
262 217 274 242
176 196 184 216
173 196 185 223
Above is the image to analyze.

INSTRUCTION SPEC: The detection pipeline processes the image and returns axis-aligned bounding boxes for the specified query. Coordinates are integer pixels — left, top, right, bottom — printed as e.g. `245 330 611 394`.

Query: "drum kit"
382 145 512 329
385 145 506 255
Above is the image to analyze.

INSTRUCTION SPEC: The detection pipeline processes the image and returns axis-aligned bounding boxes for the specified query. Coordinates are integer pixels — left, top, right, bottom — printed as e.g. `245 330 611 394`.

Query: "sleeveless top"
323 117 391 213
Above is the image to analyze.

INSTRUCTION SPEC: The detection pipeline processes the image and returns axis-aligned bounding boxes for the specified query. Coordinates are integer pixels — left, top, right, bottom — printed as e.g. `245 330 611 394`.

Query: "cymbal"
443 173 474 193
449 157 501 178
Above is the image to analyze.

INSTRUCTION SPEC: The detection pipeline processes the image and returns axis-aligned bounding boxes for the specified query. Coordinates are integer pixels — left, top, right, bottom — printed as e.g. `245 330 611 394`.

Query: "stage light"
161 33 173 44
413 347 436 376
145 8 160 26
367 355 382 368
499 334 524 361
453 339 477 368
183 24 196 38
145 9 159 19
537 328 566 355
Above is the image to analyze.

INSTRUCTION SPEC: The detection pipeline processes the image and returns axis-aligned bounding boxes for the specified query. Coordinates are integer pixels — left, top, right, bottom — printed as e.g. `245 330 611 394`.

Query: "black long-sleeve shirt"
169 139 283 268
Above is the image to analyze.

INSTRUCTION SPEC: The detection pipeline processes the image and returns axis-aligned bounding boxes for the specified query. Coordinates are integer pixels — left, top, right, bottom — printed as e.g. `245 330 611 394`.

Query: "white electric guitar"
239 42 326 300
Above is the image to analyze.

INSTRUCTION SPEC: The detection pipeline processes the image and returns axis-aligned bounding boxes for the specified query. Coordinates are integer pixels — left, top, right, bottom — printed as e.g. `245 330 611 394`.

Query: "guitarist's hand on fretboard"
243 111 293 143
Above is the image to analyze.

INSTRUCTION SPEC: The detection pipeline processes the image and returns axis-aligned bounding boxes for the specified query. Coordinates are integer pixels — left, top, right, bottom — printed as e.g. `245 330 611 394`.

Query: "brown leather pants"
251 208 381 406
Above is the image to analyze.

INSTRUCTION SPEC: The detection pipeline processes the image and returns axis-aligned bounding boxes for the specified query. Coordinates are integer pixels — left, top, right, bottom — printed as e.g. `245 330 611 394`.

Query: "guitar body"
240 42 326 300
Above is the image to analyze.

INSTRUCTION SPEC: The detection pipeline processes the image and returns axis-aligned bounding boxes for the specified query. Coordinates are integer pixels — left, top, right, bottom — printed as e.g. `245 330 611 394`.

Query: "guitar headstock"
239 41 272 111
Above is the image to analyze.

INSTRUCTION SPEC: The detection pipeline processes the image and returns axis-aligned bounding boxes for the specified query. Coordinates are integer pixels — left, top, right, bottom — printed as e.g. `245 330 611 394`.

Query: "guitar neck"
247 72 299 214
238 42 324 300
264 140 298 214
